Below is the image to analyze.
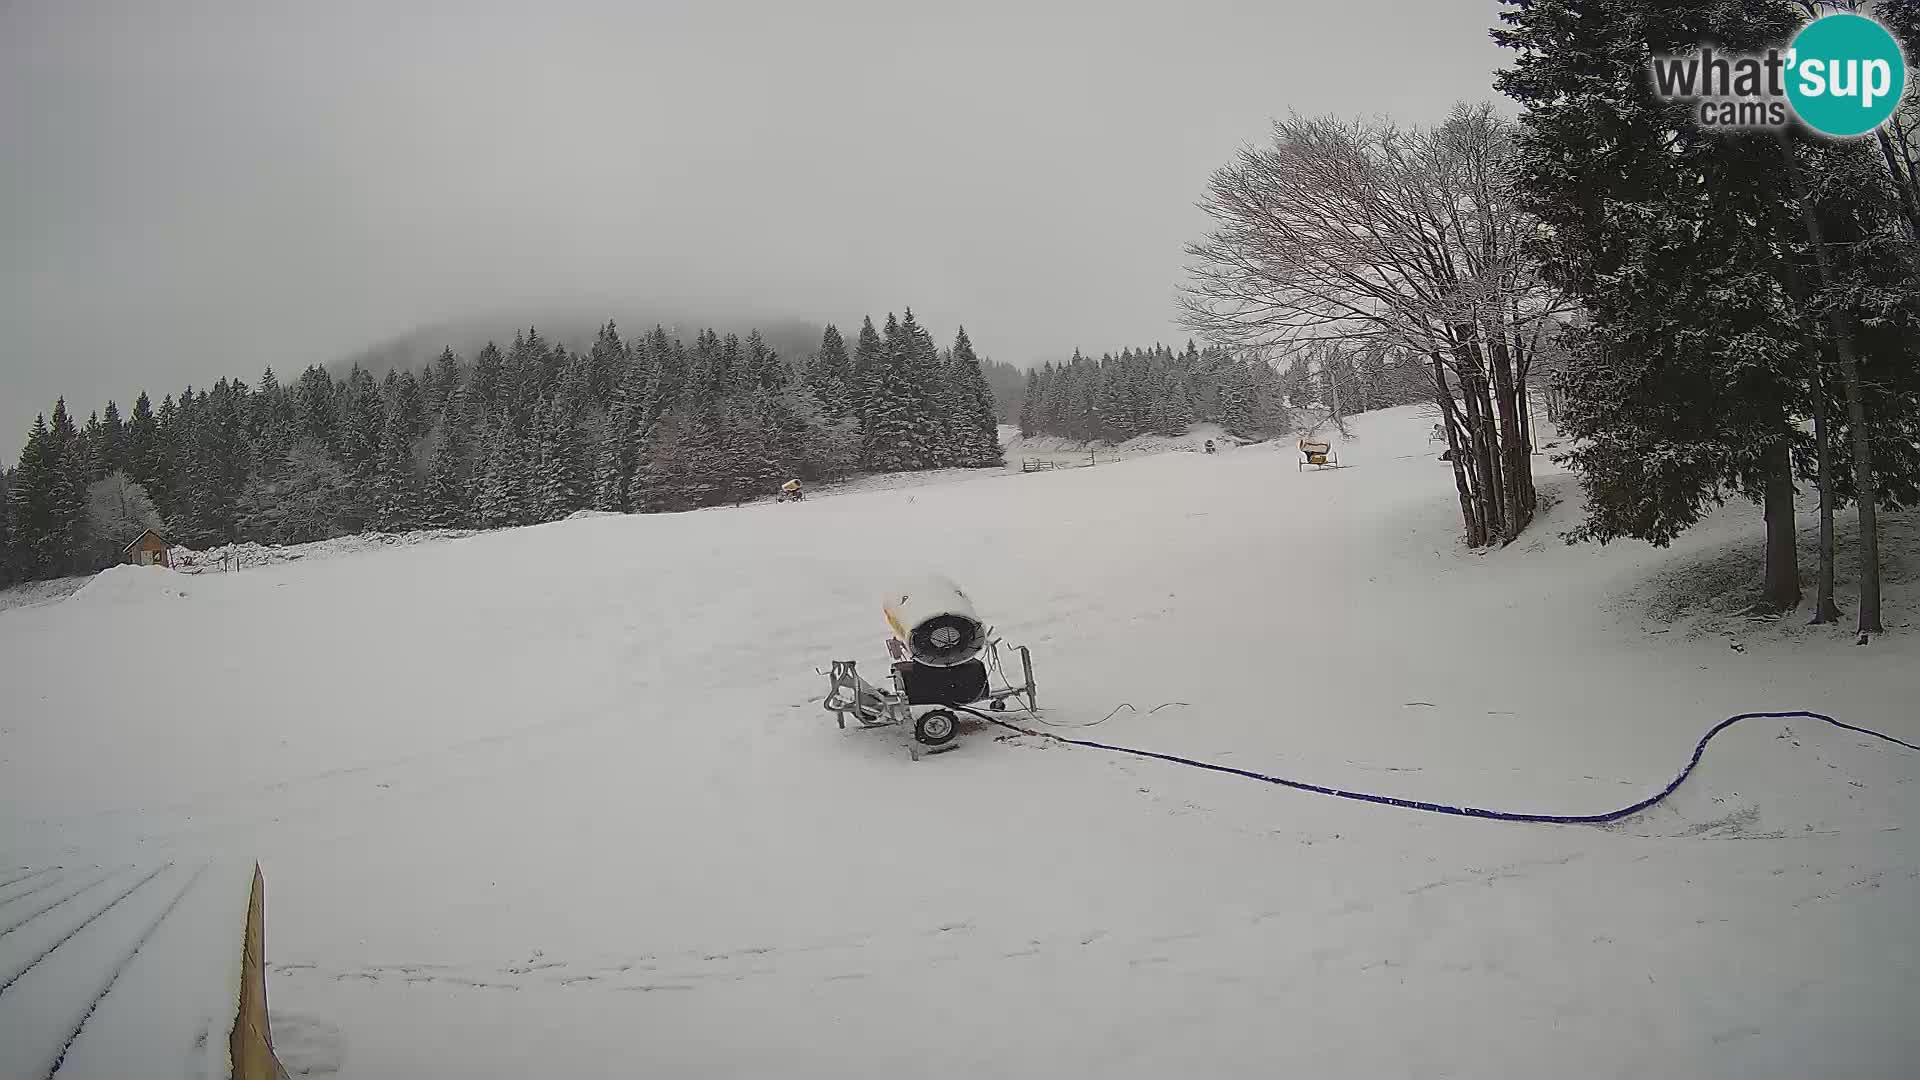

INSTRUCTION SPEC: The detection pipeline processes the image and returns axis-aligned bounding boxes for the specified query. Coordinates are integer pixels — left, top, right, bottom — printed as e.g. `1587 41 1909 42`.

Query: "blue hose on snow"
955 707 1919 825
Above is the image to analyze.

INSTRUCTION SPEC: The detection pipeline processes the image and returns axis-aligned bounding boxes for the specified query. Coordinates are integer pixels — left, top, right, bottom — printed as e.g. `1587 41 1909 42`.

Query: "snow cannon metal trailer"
822 577 1038 759
1298 438 1340 470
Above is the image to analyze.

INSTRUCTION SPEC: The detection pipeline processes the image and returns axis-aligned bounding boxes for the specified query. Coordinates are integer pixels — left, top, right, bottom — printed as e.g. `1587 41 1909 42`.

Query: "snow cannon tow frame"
822 577 1038 760
822 643 1038 760
1298 438 1339 471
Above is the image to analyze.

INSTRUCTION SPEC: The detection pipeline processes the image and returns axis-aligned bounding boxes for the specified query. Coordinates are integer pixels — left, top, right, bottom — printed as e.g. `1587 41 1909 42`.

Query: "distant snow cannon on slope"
823 575 1037 759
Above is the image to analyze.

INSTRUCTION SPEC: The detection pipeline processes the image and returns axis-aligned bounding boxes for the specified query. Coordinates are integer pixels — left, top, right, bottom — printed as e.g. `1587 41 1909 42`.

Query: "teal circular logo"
1787 14 1906 137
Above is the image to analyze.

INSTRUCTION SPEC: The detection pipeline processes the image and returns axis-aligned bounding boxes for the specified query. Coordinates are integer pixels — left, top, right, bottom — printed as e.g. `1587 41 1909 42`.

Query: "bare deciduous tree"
1182 103 1573 546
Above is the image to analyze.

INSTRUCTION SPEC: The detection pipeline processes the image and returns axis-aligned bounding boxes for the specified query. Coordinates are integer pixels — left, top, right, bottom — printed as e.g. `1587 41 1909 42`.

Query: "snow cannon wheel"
914 709 959 746
990 698 1006 712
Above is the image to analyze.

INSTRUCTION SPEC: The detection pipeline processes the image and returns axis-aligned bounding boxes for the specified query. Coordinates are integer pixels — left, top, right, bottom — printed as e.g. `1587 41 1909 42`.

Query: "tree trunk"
1433 354 1484 547
1839 356 1883 637
1459 367 1503 544
1760 434 1801 614
1487 330 1534 536
1810 369 1841 624
1785 141 1883 639
1473 372 1510 542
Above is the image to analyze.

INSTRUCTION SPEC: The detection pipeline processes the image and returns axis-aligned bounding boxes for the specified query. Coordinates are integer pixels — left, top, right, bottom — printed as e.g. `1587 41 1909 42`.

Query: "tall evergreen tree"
337 366 384 482
806 324 853 414
429 347 462 416
1496 0 1818 612
851 316 885 434
10 416 58 577
860 314 921 471
293 365 338 451
1017 368 1042 436
469 342 506 422
588 321 627 405
0 468 17 586
531 398 589 520
473 418 524 528
946 327 1003 466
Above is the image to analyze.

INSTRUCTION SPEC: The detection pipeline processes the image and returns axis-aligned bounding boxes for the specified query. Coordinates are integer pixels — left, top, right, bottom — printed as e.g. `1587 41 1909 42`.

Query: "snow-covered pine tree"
532 396 589 520
468 342 505 423
472 419 525 528
1218 359 1256 438
250 369 293 471
947 327 1003 466
292 365 337 453
588 321 627 406
337 366 384 483
860 314 921 471
744 330 788 392
370 414 424 533
894 310 946 467
0 468 16 587
47 399 93 572
1017 368 1042 436
1497 0 1811 610
79 411 106 484
716 333 743 399
851 316 885 438
422 412 471 529
428 348 462 416
10 415 57 578
805 324 852 415
389 370 428 447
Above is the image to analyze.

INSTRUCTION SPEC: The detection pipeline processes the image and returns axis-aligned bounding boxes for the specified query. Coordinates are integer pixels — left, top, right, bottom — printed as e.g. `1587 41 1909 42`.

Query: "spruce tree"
532 398 589 520
806 324 853 414
1496 0 1815 611
1218 360 1256 438
851 316 885 435
588 321 627 405
0 468 16 587
473 419 523 527
81 412 106 482
429 348 462 415
420 408 471 529
947 327 1003 466
46 400 91 572
469 342 505 421
338 366 384 482
11 416 56 577
896 308 944 466
860 314 920 471
293 365 338 451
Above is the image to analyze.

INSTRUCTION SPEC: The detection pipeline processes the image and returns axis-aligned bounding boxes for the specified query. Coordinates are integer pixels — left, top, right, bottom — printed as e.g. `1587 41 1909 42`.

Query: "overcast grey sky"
2 0 1509 440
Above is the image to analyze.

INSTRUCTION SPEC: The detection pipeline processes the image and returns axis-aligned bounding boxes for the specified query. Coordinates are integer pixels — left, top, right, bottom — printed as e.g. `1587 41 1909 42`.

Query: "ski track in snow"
3 407 1917 1079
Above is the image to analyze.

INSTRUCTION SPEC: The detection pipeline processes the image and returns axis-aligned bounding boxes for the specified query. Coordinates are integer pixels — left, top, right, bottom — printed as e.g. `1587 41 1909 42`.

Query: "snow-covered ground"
1002 420 1252 469
2 405 1915 1079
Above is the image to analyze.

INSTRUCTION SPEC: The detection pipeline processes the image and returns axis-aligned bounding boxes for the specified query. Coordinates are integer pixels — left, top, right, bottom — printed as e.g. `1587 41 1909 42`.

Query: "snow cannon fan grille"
907 613 986 668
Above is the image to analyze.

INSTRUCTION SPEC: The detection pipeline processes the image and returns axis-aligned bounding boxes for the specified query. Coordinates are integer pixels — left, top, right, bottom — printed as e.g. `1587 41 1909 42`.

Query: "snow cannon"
882 576 987 668
822 576 1038 759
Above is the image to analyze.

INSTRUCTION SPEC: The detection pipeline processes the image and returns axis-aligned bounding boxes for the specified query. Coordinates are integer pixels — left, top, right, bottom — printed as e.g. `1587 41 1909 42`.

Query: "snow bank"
1004 420 1244 459
0 573 92 615
64 563 194 609
169 530 479 574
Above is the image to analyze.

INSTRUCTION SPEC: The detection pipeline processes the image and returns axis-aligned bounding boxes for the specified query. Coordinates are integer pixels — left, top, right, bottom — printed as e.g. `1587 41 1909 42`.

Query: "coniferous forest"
1015 342 1429 442
1 310 1003 584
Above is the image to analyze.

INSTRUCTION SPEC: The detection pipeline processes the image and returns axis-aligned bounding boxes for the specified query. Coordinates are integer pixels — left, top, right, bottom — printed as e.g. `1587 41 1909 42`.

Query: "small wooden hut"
122 528 172 568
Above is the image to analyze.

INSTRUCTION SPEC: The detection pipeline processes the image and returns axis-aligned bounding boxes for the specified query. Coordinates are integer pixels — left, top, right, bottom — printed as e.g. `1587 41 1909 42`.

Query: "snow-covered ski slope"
2 405 1915 1079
